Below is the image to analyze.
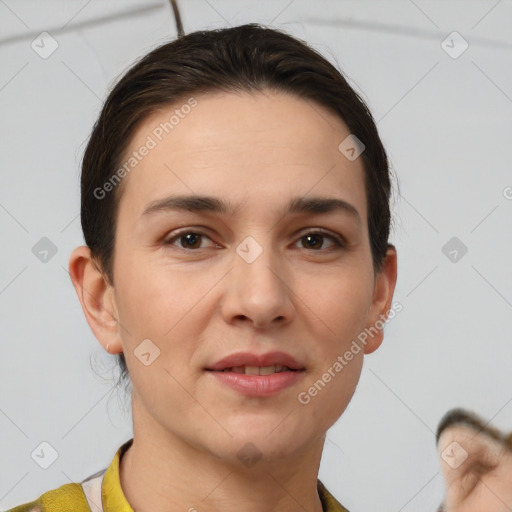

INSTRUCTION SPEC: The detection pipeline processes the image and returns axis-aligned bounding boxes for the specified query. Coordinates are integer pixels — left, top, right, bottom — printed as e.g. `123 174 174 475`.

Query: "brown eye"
165 231 214 250
178 233 202 249
297 230 345 251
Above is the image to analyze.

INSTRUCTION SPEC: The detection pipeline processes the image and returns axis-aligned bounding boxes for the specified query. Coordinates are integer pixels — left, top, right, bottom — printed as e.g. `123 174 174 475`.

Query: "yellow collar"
102 439 348 512
101 439 134 512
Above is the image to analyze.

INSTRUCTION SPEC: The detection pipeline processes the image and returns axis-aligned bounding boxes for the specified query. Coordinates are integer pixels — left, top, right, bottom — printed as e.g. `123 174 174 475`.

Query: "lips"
215 364 295 375
205 351 306 397
205 351 305 372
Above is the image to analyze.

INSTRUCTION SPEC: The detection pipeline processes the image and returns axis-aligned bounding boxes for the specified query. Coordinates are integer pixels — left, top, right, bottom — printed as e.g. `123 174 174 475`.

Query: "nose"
220 238 295 330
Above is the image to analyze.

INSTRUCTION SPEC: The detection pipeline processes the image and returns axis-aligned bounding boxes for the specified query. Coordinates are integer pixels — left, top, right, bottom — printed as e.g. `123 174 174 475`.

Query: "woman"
8 23 397 512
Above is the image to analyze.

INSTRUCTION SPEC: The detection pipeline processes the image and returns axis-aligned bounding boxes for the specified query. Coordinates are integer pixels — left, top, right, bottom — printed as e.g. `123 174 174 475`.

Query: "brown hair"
80 23 397 391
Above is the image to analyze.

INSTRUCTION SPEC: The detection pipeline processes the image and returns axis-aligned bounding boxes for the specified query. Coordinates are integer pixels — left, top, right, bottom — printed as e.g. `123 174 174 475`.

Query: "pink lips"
205 351 306 397
206 351 305 371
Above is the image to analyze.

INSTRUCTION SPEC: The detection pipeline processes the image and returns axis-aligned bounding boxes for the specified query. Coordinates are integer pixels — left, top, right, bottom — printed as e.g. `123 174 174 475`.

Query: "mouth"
205 350 306 372
206 365 301 375
204 352 306 397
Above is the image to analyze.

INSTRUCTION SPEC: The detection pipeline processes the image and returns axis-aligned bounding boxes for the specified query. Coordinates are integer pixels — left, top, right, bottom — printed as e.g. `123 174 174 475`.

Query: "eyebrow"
141 194 361 226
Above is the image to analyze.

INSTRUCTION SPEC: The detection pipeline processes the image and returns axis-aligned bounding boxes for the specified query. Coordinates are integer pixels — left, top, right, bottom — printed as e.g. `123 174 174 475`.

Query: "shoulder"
4 482 91 512
5 439 130 512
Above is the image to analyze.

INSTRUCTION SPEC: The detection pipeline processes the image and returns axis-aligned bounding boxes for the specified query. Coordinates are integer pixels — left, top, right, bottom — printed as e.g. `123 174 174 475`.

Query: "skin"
69 90 397 512
438 425 512 512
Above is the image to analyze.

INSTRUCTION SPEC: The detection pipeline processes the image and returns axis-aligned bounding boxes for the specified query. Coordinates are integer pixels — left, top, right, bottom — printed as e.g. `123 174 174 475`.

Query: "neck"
119 399 326 512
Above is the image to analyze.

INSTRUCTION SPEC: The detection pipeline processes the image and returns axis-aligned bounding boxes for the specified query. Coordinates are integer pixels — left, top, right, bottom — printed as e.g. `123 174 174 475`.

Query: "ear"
68 246 123 354
363 244 398 355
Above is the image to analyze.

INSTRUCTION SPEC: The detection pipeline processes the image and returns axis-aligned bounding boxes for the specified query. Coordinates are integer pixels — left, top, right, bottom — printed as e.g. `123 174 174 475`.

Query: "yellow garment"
6 439 349 512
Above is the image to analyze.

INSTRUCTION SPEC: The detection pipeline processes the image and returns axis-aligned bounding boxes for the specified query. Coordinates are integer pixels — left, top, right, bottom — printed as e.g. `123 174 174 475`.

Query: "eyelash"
163 228 346 252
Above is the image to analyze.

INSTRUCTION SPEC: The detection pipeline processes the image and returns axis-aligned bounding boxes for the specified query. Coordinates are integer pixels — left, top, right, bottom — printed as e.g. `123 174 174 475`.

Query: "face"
439 425 512 511
99 90 396 464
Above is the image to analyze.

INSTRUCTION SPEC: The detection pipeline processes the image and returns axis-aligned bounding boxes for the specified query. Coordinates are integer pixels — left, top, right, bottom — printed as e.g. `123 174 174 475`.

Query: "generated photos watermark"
297 300 403 404
93 97 198 200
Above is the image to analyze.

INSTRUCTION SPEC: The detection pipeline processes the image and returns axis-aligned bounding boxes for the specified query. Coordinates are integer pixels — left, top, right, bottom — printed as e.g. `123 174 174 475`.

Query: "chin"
212 438 307 468
226 421 313 455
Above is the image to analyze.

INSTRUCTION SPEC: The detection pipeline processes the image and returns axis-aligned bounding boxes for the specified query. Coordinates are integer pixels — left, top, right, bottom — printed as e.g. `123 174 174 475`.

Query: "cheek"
112 261 206 418
293 274 371 425
298 268 374 341
112 250 222 371
113 244 191 330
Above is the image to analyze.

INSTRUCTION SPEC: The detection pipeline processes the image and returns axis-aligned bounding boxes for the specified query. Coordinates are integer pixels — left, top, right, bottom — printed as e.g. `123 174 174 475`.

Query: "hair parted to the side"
80 23 397 394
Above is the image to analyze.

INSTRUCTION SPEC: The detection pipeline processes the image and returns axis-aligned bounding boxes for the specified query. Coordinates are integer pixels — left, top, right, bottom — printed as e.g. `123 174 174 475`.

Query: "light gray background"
1 1 511 511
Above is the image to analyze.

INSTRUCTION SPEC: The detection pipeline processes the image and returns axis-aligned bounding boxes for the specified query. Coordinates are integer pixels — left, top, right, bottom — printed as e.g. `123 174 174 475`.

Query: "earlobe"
68 246 123 354
363 244 398 355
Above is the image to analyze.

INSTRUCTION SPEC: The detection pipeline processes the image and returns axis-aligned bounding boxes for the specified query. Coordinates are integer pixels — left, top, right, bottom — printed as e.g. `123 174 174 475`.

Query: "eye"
164 230 216 250
163 228 346 252
295 229 345 251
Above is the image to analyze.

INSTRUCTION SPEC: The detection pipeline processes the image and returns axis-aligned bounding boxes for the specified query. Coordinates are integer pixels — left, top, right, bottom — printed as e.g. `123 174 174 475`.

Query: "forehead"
117 90 367 221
